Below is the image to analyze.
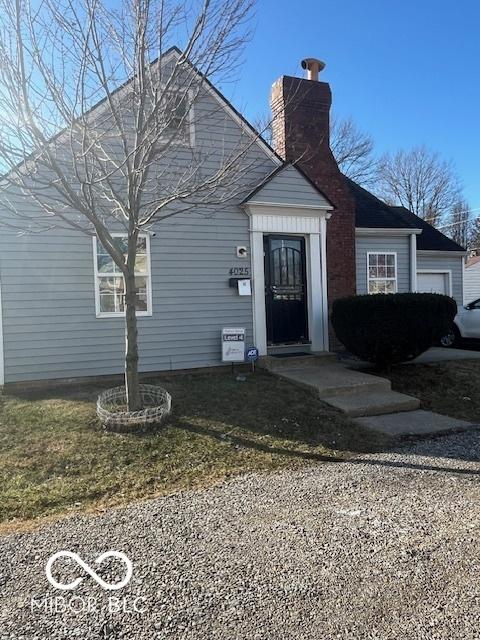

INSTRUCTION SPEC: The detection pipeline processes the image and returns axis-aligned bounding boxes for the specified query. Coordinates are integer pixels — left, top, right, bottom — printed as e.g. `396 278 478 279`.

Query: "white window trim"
416 269 453 297
367 252 398 294
92 234 153 318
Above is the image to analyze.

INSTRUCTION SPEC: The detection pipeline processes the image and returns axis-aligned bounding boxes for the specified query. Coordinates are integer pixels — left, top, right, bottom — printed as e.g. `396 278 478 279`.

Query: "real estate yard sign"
221 328 246 362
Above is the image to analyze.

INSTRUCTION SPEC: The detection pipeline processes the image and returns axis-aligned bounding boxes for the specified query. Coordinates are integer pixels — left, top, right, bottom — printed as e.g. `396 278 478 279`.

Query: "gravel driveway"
1 431 480 640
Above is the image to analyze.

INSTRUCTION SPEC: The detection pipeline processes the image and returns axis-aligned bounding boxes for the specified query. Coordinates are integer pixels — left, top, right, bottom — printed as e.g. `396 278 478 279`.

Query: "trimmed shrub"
331 293 457 368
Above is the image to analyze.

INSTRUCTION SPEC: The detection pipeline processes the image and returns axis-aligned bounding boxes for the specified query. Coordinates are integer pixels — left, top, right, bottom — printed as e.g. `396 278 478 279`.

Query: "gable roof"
1 46 281 182
345 177 418 230
391 206 466 252
242 163 334 209
345 176 466 252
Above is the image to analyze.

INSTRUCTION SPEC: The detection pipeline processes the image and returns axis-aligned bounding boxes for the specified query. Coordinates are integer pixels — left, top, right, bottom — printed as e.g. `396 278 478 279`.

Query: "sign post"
245 346 259 374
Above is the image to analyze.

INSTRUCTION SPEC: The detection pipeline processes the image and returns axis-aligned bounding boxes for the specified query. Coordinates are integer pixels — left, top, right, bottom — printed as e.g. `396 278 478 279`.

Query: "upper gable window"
367 253 397 294
93 235 152 317
142 89 194 147
160 91 192 144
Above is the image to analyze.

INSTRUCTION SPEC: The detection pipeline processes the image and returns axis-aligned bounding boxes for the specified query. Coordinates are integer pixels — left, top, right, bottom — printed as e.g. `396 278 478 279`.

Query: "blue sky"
226 0 480 210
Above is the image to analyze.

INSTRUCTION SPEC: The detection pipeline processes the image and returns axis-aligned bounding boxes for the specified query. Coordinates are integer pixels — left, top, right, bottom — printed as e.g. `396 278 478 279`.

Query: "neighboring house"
465 256 480 304
0 51 467 385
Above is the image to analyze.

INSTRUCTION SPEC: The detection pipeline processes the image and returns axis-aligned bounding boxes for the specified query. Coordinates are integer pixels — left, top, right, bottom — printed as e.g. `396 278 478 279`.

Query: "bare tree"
251 114 272 146
375 145 461 227
445 198 471 248
0 0 263 410
253 112 377 186
330 116 376 185
469 217 480 253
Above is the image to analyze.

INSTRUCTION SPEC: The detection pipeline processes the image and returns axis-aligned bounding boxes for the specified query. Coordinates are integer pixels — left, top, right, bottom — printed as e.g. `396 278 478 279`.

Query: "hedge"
331 293 457 368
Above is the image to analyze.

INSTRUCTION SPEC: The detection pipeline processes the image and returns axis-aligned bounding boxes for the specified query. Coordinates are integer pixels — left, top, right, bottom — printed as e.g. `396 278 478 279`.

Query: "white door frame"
245 203 332 355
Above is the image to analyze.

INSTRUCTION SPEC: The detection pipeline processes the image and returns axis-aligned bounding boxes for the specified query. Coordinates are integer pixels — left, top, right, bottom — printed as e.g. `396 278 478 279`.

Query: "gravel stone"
1 431 480 639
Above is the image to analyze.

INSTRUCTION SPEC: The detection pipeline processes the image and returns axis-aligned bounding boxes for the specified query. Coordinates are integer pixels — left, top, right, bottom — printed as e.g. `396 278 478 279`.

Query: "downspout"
410 233 417 292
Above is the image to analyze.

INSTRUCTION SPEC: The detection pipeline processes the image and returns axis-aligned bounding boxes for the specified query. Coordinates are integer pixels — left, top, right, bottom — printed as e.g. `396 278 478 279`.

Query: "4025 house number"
229 267 250 276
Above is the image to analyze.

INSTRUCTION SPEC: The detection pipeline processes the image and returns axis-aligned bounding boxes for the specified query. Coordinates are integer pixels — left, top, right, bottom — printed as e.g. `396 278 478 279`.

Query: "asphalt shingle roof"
391 206 466 252
345 176 466 252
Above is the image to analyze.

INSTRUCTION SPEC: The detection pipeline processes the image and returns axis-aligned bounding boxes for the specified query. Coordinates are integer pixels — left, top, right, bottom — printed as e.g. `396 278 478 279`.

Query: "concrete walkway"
414 346 480 363
342 346 480 369
261 353 475 437
356 410 474 437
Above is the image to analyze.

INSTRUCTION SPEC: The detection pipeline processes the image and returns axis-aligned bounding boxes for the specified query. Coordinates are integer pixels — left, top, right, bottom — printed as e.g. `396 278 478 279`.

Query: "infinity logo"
45 551 133 591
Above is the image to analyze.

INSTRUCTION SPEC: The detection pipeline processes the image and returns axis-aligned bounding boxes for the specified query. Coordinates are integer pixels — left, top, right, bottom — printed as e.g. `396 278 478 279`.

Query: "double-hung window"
93 235 152 317
367 253 397 294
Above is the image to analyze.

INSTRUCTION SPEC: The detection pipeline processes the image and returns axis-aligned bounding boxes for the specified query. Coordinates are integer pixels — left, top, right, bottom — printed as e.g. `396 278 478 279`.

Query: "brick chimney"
270 59 356 327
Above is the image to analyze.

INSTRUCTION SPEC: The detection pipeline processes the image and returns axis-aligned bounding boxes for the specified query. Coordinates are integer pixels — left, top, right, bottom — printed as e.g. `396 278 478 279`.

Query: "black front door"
264 235 308 344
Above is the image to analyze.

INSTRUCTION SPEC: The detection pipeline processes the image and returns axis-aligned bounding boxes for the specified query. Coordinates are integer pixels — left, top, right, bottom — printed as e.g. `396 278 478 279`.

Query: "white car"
441 298 480 346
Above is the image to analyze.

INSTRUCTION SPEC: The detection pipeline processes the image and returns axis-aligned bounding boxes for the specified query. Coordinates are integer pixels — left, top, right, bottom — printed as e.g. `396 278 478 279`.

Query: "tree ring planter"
97 384 172 432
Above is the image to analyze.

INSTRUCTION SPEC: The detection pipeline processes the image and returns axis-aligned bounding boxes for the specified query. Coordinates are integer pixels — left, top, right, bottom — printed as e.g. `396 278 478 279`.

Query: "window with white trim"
93 235 152 317
367 253 397 294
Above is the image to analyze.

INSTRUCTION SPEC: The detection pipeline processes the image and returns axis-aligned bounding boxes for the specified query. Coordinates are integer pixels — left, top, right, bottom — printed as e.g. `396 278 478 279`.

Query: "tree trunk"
124 268 141 412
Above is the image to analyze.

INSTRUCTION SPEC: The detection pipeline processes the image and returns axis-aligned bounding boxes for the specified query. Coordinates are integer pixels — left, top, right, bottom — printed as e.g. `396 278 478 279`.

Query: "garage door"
417 272 448 295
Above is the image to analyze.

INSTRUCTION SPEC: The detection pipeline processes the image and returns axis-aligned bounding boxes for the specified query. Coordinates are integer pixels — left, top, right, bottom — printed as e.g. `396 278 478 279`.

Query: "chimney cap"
301 58 326 81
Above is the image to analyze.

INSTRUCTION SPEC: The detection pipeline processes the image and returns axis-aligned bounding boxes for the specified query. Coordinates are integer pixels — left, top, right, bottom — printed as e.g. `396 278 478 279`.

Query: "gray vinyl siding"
416 253 464 307
356 235 411 295
0 213 256 382
0 78 326 383
249 164 331 208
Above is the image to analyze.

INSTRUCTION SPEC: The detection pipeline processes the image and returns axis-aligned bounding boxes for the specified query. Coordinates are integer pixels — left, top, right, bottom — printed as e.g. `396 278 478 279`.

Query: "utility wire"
433 214 480 231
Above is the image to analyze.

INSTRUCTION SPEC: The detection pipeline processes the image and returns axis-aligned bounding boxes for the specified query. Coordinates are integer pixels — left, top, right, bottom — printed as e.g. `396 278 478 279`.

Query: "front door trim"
245 205 331 355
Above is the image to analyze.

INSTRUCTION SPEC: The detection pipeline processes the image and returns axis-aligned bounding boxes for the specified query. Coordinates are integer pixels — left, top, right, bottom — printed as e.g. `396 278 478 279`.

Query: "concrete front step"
354 409 474 437
259 352 337 372
322 390 420 417
274 364 391 398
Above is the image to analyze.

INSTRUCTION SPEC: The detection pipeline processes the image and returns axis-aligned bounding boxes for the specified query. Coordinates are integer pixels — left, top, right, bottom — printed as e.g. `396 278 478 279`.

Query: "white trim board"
417 250 467 257
247 201 333 212
247 208 328 354
320 216 329 350
410 233 418 291
356 227 422 236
